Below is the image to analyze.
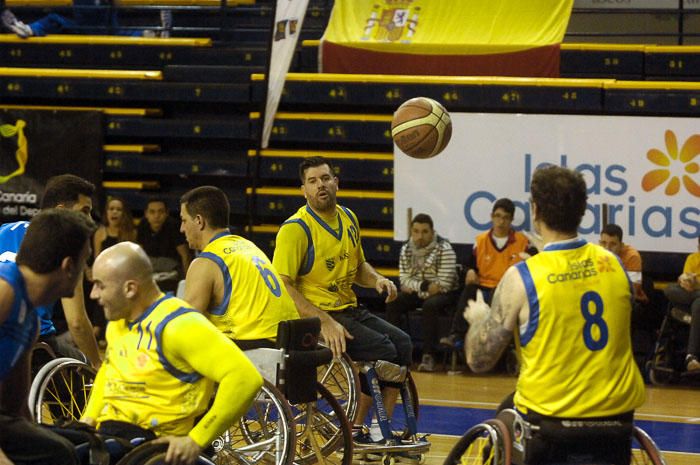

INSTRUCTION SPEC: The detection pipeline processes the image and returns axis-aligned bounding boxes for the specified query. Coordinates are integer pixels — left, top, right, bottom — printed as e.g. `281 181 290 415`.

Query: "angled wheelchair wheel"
28 357 96 424
443 419 511 465
115 442 216 464
390 371 420 440
290 382 353 465
212 380 295 465
631 426 666 465
317 352 360 423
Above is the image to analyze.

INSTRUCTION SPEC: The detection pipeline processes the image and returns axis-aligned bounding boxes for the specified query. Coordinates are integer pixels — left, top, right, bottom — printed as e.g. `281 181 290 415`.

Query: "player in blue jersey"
465 165 644 465
0 209 94 465
0 174 101 369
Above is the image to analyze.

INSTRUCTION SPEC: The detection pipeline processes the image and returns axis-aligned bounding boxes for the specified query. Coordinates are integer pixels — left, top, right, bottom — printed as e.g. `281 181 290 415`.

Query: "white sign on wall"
394 113 700 253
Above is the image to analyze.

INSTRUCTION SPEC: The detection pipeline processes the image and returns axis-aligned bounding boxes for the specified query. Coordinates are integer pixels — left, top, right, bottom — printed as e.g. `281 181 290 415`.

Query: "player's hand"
376 277 397 303
151 435 202 465
465 269 479 285
427 282 442 296
321 316 353 358
464 290 490 325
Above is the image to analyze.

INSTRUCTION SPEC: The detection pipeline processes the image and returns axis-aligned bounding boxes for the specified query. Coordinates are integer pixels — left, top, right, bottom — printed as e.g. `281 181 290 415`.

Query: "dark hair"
180 186 230 229
601 223 623 241
299 156 336 183
17 209 95 273
40 174 95 209
492 198 515 217
530 166 588 234
103 196 135 242
145 197 168 210
411 213 433 229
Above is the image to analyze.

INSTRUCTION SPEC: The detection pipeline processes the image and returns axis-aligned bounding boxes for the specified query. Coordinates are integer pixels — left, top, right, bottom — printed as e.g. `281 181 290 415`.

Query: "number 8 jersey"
513 239 645 418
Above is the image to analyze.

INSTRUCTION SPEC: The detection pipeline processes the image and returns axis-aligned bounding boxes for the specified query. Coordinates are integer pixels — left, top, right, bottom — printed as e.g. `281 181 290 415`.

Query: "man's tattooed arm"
465 267 525 373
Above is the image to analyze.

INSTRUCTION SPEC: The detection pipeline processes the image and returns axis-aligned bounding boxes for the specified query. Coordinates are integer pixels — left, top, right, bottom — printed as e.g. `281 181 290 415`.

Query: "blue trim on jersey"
155 306 202 383
283 219 315 276
208 230 231 244
146 321 153 350
515 262 540 347
199 252 231 316
340 206 358 230
129 293 170 330
136 323 144 349
305 205 343 241
542 238 587 252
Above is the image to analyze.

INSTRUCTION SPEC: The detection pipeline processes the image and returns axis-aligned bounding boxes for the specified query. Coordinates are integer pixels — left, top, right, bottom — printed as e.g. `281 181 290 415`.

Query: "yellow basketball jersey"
513 239 645 418
200 233 299 340
96 295 215 436
274 205 365 312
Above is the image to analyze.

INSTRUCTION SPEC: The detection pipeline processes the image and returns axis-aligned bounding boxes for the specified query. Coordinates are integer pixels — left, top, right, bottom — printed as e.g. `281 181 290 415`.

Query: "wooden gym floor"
372 371 700 465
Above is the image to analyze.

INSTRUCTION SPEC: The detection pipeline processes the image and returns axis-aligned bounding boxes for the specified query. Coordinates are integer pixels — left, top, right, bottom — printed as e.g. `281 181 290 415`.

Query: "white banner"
261 0 309 149
394 113 700 253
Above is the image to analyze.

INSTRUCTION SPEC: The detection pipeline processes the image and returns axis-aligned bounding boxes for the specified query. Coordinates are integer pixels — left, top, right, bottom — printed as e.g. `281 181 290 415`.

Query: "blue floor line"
414 405 700 454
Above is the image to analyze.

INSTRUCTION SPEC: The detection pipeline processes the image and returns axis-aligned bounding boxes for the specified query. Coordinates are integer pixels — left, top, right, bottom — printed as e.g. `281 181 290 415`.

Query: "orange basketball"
391 97 452 159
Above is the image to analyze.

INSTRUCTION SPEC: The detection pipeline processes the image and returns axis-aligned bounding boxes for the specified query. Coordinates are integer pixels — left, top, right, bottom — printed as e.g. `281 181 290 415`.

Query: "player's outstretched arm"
164 313 263 448
465 267 524 373
62 279 101 369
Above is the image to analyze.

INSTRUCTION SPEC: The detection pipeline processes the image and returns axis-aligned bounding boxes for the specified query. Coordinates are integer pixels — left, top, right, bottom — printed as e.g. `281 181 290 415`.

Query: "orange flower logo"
642 130 700 197
597 256 614 273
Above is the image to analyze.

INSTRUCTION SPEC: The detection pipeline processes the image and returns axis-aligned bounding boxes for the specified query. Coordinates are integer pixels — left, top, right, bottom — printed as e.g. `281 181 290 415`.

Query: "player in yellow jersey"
84 242 263 465
272 156 412 441
179 186 299 349
465 166 645 465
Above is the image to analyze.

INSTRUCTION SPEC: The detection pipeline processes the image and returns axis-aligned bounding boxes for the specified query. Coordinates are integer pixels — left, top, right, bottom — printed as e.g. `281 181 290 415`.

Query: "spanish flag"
320 0 573 77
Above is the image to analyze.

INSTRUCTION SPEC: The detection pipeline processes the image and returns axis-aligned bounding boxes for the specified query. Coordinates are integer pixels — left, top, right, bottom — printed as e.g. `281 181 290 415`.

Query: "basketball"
391 97 452 159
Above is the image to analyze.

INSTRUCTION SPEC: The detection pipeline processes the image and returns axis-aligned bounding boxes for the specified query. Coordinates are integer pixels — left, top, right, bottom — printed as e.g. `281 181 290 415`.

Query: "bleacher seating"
0 0 696 290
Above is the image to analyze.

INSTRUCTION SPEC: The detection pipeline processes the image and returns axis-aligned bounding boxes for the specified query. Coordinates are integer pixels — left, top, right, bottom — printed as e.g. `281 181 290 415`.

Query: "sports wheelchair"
444 408 666 465
646 303 695 385
28 356 294 465
28 317 352 465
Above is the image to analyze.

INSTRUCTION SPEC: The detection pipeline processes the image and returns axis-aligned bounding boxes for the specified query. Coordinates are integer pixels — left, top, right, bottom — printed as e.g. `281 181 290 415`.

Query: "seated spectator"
599 224 647 303
136 197 191 293
599 223 658 369
440 198 532 352
663 235 700 373
84 242 262 462
384 213 459 372
93 196 136 259
6 0 172 38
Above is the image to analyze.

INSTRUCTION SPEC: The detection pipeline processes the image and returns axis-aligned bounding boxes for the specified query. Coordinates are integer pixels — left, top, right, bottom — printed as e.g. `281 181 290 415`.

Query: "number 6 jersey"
199 232 299 341
513 238 645 418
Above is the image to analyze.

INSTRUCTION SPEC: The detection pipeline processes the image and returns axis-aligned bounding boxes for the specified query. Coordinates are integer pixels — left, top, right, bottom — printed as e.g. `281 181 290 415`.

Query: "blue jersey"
0 261 38 380
0 221 56 335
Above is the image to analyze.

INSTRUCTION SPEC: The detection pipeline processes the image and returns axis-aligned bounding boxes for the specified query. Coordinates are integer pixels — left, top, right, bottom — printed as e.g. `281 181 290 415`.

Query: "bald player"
84 242 262 465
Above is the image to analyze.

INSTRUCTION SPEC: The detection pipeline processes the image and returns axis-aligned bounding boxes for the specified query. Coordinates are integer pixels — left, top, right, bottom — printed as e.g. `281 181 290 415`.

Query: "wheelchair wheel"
28 357 96 424
443 419 511 465
317 353 360 423
115 442 216 464
631 426 666 465
212 380 295 465
290 382 353 465
390 371 420 440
